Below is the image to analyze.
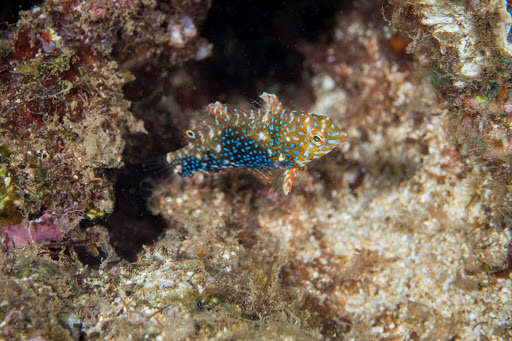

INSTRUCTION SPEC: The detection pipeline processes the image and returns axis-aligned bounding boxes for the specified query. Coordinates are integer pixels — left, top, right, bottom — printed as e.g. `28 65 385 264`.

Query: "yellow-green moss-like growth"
0 146 22 225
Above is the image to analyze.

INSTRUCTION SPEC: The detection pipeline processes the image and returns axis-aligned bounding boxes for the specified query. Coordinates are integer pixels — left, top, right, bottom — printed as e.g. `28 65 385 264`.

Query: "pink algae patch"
0 214 63 248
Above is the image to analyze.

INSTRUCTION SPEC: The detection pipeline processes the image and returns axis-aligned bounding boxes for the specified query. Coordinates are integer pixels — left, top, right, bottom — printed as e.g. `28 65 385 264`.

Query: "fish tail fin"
142 152 174 177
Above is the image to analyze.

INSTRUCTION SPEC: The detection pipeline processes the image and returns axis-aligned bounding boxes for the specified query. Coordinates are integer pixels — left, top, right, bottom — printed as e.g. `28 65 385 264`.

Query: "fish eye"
310 130 324 146
185 130 196 139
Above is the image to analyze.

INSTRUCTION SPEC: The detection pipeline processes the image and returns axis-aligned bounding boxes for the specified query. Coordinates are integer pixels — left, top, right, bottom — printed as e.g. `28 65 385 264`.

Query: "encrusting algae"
148 92 347 194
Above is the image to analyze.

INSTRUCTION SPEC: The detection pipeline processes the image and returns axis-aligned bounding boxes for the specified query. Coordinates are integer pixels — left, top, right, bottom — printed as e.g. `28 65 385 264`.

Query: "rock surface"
0 0 510 340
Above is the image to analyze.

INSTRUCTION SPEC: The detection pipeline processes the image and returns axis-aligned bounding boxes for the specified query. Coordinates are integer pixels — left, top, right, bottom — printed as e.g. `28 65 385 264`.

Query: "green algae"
15 50 73 79
429 66 452 93
0 161 22 226
15 59 41 77
40 53 72 77
85 207 105 220
0 145 12 163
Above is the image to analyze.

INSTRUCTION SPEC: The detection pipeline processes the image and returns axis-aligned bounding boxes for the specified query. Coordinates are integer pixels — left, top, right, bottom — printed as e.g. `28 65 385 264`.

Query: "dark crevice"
200 0 347 98
73 243 105 267
104 166 167 262
0 0 43 25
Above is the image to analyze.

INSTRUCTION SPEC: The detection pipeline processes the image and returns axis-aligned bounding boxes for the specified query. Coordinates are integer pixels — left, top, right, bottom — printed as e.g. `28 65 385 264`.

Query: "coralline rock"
292 3 511 339
0 248 84 340
0 0 211 237
74 228 321 340
0 213 65 248
388 0 512 86
145 2 512 339
387 0 512 188
1 0 511 340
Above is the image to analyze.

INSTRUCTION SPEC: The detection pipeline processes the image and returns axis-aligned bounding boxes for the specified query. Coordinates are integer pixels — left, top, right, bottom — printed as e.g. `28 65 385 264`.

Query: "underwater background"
0 0 511 339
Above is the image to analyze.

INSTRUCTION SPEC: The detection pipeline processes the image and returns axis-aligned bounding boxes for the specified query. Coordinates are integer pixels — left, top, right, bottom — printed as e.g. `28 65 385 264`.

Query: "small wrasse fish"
148 92 347 195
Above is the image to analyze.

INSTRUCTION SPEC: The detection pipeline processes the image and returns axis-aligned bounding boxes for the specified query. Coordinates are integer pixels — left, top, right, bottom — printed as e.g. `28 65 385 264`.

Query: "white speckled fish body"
163 92 347 194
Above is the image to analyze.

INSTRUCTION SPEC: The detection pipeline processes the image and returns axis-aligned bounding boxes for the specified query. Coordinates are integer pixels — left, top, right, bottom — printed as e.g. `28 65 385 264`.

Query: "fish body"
161 92 346 194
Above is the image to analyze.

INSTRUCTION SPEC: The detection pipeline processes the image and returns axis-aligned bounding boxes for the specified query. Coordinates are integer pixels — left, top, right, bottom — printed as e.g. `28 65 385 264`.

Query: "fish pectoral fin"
207 101 231 125
260 92 285 116
282 167 297 195
249 168 274 183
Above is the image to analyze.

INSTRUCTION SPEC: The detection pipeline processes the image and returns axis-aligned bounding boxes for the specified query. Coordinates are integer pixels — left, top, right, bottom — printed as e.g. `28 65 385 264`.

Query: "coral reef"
387 0 512 212
0 0 511 340
388 0 512 87
0 0 211 236
144 0 512 338
0 249 83 340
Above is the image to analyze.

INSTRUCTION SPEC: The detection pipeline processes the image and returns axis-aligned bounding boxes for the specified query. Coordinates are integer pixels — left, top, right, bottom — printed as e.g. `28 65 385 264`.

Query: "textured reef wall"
0 0 511 340
388 0 512 196
0 0 211 240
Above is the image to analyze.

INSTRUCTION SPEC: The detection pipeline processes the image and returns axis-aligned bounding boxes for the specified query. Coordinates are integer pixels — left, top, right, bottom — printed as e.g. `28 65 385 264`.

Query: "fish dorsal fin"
260 92 285 117
208 101 231 125
245 99 265 124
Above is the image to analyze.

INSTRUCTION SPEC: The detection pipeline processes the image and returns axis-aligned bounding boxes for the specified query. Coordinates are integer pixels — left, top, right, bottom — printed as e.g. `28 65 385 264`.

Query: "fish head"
303 113 347 162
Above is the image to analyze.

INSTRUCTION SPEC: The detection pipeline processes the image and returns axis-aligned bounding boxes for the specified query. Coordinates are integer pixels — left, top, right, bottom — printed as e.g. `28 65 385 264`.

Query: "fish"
148 92 347 195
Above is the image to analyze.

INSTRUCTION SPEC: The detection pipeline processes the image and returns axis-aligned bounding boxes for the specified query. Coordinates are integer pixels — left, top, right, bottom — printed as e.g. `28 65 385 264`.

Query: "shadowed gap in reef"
104 166 167 262
0 0 43 24
200 0 349 98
